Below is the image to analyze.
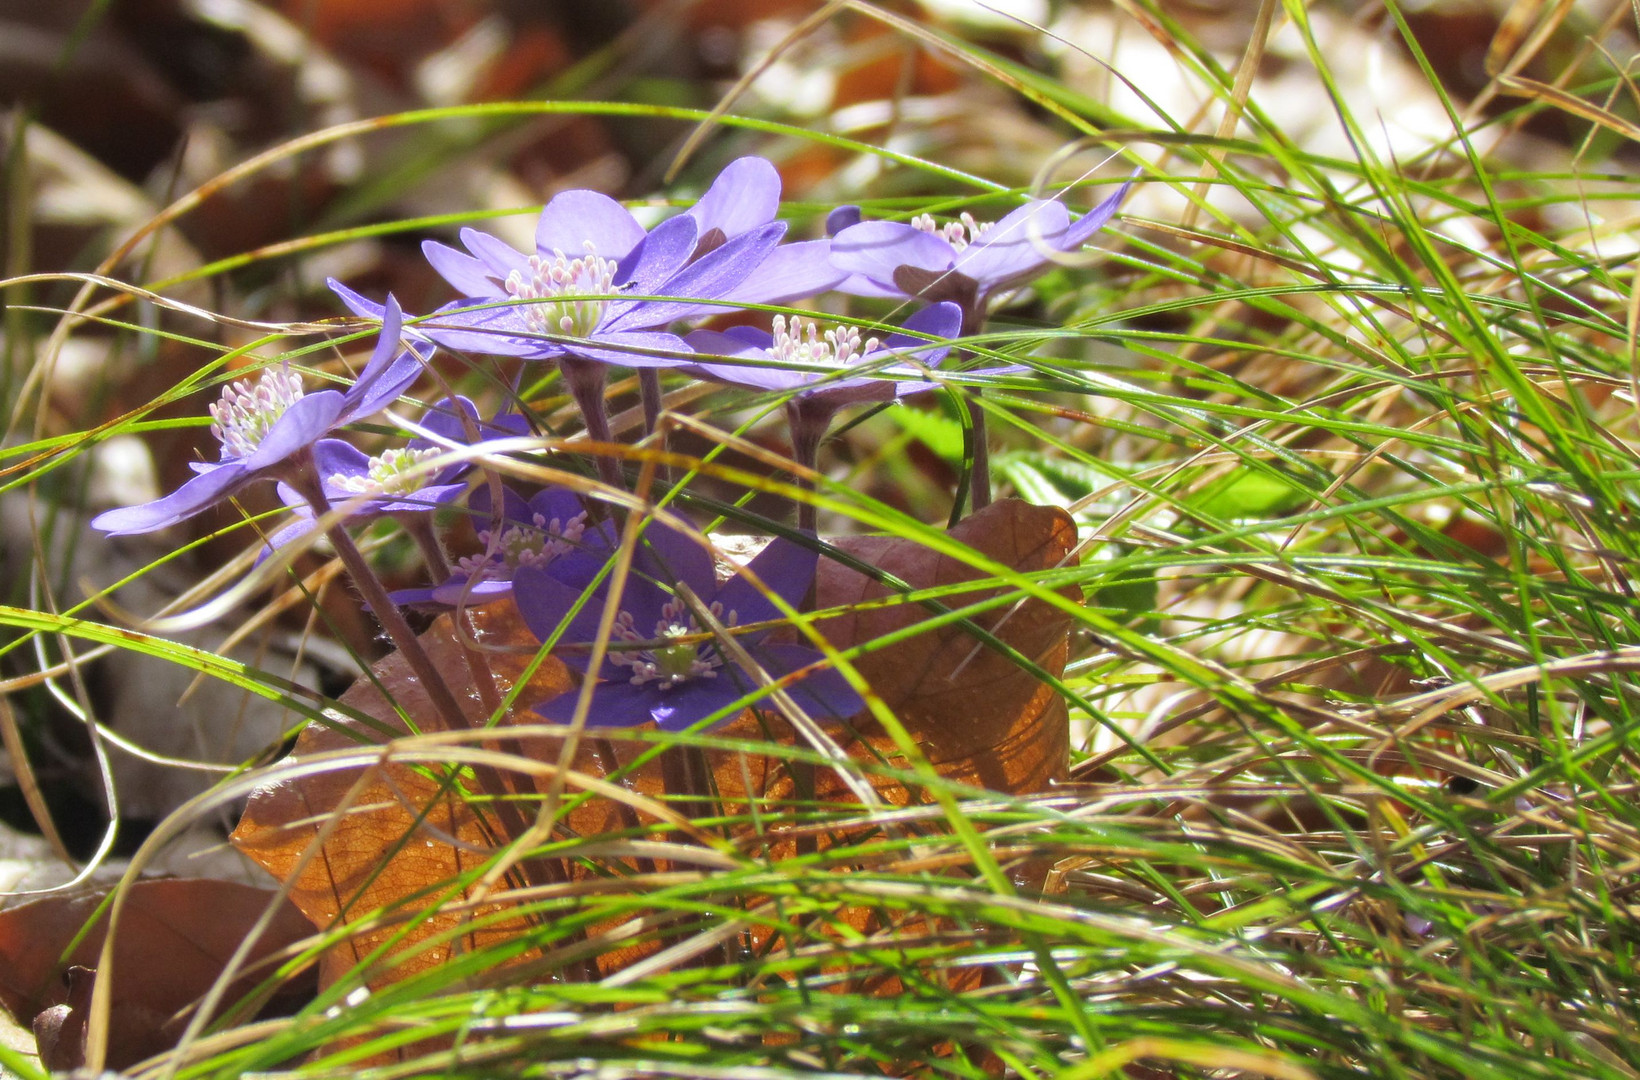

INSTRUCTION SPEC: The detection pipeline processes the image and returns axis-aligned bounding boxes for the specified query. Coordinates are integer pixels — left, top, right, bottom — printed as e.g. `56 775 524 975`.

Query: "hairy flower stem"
786 398 833 532
659 745 715 831
966 394 990 511
638 368 671 487
288 465 550 886
658 741 726 970
560 356 625 491
588 737 656 874
638 368 662 437
657 739 727 969
294 480 471 736
791 759 818 858
399 513 451 582
962 306 990 513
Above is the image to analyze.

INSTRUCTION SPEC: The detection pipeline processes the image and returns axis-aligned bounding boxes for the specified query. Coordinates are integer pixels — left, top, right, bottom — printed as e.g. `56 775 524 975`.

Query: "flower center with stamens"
331 447 443 496
609 596 735 690
209 366 306 460
457 510 588 579
503 241 618 340
769 315 880 372
911 211 992 251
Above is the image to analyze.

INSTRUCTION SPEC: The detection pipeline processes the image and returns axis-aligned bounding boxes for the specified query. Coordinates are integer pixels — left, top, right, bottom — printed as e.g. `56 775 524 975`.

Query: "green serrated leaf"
891 405 967 464
997 450 1125 507
1189 470 1309 520
1090 567 1159 620
996 453 1065 506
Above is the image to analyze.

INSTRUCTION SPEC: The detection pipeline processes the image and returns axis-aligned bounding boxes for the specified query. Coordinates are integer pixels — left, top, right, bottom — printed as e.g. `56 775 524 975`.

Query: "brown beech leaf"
231 602 807 990
232 497 1075 1006
0 878 313 1070
816 497 1077 795
229 619 578 992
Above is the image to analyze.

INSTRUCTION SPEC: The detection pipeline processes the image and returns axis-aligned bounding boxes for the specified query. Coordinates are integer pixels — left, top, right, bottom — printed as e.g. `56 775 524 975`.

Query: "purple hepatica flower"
687 303 981 529
390 484 613 609
90 296 428 537
829 181 1134 329
330 181 785 370
514 522 864 731
673 156 847 313
258 396 525 556
687 302 964 415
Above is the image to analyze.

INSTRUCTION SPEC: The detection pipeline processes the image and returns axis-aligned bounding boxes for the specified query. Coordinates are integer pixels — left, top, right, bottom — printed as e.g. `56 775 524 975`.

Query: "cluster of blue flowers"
91 158 1130 734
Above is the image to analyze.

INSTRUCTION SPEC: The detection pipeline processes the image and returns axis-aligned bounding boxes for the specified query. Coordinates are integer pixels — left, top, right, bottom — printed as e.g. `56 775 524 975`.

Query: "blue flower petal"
327 278 385 319
798 378 897 412
534 190 646 262
487 411 531 436
634 519 715 603
468 481 528 523
950 199 1070 290
716 536 817 632
884 300 963 350
422 239 500 297
418 299 553 358
548 517 618 593
312 437 371 486
831 273 907 300
388 584 443 609
616 213 697 294
830 221 955 293
368 483 470 516
528 486 590 528
604 221 786 331
428 574 513 607
722 325 775 348
459 228 531 280
870 302 959 380
88 460 249 536
1059 179 1133 250
685 330 805 393
534 679 670 728
685 156 781 239
412 396 483 446
341 296 429 420
366 293 403 370
648 680 749 732
253 511 321 565
547 549 611 595
245 391 346 471
513 565 611 675
826 205 862 235
716 239 848 307
756 642 865 720
566 330 692 369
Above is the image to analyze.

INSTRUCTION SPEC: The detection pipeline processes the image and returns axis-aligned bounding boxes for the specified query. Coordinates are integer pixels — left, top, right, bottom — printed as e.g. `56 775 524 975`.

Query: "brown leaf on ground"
0 878 313 1070
232 497 1075 1011
816 497 1078 795
229 616 576 993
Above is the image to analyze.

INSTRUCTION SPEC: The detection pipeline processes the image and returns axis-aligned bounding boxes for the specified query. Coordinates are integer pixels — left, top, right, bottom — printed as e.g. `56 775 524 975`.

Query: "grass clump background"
2 0 1639 1077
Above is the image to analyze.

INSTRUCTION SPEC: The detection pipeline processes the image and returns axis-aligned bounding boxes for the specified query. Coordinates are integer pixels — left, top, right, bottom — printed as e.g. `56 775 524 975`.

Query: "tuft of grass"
5 1 1640 1077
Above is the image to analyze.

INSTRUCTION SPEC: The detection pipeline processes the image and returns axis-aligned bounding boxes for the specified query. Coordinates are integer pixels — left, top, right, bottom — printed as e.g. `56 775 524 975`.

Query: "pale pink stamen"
911 210 991 251
330 447 443 496
769 315 879 371
503 241 617 339
608 596 736 689
209 366 306 460
456 510 589 580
